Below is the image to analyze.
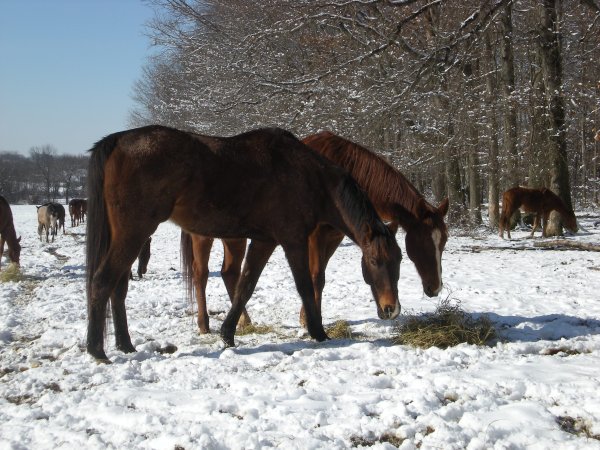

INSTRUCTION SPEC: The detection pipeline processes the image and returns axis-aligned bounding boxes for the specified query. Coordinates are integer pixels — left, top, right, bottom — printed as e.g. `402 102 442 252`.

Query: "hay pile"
326 320 353 339
0 263 23 283
393 298 495 349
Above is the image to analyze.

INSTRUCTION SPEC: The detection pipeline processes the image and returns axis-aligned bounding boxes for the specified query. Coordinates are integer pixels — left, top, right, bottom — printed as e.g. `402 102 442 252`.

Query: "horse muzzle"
376 292 400 319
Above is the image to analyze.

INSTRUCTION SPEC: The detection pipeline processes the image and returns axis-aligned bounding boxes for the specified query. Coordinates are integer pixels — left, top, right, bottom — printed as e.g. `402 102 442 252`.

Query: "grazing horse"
499 186 578 239
184 131 449 333
37 204 59 243
86 125 401 361
69 198 87 227
0 195 21 270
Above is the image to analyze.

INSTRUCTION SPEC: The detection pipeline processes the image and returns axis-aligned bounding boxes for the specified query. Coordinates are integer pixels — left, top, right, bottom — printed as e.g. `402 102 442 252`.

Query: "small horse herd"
35 199 87 243
0 125 580 363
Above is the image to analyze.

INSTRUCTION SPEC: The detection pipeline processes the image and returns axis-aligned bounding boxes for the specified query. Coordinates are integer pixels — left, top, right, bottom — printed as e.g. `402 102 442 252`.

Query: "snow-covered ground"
1 204 600 449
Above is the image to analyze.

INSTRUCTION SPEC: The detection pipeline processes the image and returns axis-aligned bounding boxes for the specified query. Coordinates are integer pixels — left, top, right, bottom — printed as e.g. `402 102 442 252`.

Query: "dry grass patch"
326 320 353 339
236 324 275 336
392 298 496 349
0 263 23 283
557 416 600 440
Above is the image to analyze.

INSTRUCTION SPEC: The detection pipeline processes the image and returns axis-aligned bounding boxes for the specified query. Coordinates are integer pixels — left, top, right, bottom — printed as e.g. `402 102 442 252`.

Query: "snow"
1 204 600 449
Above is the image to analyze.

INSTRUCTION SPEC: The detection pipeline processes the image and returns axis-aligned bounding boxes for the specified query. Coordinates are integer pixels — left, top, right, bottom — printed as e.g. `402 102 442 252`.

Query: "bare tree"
30 145 57 202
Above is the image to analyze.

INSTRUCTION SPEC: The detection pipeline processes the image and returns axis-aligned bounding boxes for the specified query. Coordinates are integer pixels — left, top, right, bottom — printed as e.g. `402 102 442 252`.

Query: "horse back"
100 126 339 240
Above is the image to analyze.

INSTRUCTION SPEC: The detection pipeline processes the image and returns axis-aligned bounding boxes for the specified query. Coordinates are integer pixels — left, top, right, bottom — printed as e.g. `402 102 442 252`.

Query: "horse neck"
550 195 574 219
1 221 18 248
327 175 385 247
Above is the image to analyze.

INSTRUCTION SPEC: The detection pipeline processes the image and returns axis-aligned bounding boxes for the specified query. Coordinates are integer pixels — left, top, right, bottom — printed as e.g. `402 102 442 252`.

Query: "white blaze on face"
431 229 443 295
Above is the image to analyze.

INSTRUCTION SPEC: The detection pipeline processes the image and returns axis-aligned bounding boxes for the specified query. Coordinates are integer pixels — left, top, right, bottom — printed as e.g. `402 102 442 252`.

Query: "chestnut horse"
0 195 21 270
499 186 578 239
183 130 449 333
86 125 401 361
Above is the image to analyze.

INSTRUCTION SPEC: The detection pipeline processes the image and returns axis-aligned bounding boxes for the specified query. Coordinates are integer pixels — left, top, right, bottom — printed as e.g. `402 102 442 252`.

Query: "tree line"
131 0 600 235
0 146 88 204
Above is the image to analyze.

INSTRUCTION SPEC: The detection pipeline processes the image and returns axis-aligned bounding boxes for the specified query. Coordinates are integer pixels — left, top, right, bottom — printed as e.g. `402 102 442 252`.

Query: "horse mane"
303 131 433 217
336 173 393 256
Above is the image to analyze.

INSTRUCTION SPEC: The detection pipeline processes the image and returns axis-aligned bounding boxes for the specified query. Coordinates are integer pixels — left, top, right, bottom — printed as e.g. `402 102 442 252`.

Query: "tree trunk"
499 3 519 189
484 31 500 230
538 0 573 236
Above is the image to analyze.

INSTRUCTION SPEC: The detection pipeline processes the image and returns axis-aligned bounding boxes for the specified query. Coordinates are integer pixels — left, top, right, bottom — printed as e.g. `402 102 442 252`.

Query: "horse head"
359 221 402 320
403 198 449 297
8 236 22 265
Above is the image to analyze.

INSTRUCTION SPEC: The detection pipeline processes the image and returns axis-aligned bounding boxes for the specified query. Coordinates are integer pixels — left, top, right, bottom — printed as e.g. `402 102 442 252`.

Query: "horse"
499 186 578 239
0 195 21 270
40 202 66 238
183 130 449 333
69 198 86 227
37 204 59 242
86 125 401 362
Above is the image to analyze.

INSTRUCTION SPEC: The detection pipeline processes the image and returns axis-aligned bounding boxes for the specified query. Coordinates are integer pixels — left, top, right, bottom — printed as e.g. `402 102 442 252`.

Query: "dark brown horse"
499 186 578 239
69 198 87 227
0 195 21 270
183 130 449 333
86 125 401 361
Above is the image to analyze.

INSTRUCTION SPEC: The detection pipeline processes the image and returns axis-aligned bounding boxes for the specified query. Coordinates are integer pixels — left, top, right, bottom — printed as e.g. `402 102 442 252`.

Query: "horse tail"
85 133 122 308
180 230 196 312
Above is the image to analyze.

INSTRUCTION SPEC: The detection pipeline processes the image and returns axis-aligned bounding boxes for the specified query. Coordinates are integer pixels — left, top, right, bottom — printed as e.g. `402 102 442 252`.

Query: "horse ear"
438 198 449 217
17 236 21 243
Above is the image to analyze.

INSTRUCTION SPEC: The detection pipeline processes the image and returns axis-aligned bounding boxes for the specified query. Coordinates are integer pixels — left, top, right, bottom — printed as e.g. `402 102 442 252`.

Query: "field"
1 204 600 449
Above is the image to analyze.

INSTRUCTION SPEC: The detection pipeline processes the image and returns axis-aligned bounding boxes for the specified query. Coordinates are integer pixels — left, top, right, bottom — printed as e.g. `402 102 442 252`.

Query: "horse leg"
283 242 329 343
300 226 343 328
221 238 250 327
110 272 136 353
220 239 277 347
530 214 541 237
87 236 150 361
191 235 214 334
541 211 550 237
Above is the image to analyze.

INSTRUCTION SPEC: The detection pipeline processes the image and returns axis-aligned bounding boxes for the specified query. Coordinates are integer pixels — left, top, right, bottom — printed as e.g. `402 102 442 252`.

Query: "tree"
29 145 57 202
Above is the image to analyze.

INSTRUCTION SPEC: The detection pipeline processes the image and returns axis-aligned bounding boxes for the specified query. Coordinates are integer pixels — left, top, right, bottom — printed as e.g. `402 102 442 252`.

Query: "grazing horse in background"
499 186 578 239
86 125 401 361
37 204 59 243
69 198 87 226
184 130 449 333
0 195 21 270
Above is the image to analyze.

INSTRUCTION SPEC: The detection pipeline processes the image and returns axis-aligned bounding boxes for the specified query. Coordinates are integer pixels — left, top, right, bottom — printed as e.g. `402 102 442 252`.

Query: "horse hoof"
310 329 330 342
116 343 137 354
221 335 235 348
87 348 110 363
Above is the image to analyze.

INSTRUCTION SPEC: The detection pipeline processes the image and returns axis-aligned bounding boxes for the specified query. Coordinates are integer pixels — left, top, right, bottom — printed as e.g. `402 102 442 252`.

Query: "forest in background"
130 0 600 233
0 146 87 204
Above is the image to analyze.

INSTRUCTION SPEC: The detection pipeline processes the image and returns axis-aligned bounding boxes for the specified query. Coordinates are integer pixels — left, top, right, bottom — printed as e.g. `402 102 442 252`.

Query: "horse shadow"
112 311 600 363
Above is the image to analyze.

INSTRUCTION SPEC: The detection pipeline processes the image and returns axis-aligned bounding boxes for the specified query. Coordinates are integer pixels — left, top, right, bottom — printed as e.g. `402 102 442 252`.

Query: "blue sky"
0 0 155 155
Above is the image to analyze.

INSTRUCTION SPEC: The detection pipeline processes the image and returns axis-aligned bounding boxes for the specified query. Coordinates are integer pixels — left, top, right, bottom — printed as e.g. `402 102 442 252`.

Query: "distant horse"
183 131 449 333
499 186 578 239
40 202 66 237
86 125 401 361
37 204 59 242
69 198 87 227
0 195 21 270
